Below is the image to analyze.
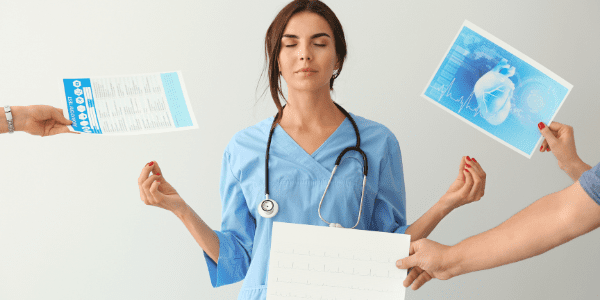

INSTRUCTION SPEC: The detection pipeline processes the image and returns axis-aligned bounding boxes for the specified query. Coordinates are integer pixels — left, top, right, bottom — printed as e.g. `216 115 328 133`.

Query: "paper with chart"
61 71 198 135
422 20 572 158
267 222 410 300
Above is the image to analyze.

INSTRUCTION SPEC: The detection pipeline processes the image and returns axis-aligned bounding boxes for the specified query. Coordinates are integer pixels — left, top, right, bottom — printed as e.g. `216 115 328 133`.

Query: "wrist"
438 195 458 214
444 244 466 279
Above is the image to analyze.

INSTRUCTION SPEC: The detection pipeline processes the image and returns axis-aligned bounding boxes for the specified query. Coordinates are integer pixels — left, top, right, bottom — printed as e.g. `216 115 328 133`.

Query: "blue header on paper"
160 72 193 128
63 78 103 134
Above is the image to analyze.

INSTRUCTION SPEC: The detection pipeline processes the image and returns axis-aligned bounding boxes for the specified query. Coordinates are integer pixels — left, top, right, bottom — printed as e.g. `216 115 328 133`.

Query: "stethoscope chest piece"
258 198 279 218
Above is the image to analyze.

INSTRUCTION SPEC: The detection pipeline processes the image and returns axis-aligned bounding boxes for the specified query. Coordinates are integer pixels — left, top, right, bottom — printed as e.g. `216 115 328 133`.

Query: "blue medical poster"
422 20 572 158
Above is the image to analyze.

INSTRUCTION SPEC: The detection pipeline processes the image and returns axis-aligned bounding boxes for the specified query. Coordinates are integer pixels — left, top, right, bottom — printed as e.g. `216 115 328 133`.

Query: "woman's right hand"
538 122 581 170
138 161 187 214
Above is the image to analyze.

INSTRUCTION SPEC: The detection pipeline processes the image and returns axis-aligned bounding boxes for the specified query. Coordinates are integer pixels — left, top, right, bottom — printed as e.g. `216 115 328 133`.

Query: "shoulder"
349 112 401 152
225 117 274 155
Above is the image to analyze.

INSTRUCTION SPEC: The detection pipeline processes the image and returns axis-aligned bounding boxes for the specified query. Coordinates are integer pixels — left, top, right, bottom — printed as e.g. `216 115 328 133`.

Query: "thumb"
54 108 72 125
397 254 419 270
538 122 557 146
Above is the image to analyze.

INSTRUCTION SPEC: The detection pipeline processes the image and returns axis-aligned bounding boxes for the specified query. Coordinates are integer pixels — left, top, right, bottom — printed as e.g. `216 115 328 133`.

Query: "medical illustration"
473 58 516 125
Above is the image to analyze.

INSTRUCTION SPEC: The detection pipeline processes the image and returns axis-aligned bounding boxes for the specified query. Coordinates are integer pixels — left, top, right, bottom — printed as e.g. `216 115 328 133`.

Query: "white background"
1 0 599 299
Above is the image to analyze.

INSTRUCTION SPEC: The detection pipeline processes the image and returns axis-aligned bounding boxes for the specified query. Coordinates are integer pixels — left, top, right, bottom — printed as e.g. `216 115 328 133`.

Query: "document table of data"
61 71 198 135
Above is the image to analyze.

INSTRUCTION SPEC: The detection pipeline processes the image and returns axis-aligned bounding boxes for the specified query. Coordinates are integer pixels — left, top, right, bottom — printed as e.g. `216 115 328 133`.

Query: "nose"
297 46 311 61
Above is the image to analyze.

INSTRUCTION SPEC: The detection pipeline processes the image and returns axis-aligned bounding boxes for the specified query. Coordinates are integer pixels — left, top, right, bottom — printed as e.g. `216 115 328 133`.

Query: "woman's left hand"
441 156 486 210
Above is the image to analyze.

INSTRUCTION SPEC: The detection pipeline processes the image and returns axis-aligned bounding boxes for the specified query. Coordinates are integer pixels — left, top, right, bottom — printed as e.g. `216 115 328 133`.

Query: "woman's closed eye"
285 44 326 47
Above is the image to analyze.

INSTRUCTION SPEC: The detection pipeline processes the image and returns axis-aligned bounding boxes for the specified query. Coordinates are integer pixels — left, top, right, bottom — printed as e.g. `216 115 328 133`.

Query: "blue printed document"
61 71 198 135
422 20 572 158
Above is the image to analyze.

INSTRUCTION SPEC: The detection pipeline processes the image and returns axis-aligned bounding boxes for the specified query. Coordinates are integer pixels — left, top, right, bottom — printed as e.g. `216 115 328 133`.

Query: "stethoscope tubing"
263 102 368 228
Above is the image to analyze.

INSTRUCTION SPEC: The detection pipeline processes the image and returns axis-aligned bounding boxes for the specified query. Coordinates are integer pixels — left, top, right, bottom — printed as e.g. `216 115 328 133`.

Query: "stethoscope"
258 102 368 229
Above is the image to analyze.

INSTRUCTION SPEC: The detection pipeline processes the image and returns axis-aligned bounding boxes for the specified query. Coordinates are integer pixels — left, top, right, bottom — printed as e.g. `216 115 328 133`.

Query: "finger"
538 122 558 148
466 157 483 175
546 145 551 152
52 107 72 124
403 267 422 287
547 121 565 131
149 179 163 203
138 161 156 186
142 175 162 204
411 271 433 290
459 168 474 195
468 170 483 201
151 161 164 177
540 140 549 152
457 156 467 181
396 253 418 270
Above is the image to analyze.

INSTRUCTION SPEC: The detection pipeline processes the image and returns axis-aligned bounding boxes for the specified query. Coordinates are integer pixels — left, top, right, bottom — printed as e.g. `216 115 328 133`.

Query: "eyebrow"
282 33 331 39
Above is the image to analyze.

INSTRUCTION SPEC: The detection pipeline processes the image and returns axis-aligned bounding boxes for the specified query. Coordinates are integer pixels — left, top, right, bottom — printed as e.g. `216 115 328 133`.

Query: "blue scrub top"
203 112 409 300
580 161 600 206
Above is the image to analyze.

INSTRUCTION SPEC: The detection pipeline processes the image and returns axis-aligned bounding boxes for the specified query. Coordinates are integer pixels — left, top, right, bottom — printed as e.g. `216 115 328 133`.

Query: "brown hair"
256 0 348 125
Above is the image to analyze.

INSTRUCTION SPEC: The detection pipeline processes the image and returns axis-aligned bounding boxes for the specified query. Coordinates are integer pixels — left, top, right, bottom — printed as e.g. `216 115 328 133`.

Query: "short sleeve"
369 134 409 234
578 161 600 206
203 150 256 287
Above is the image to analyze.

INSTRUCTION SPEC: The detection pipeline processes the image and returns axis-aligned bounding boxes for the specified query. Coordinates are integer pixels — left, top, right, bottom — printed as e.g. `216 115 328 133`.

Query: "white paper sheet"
60 71 198 135
267 222 410 300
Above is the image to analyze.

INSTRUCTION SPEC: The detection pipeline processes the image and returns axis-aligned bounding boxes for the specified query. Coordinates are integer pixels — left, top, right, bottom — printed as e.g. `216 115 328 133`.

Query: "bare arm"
405 201 454 242
448 180 600 277
173 204 220 263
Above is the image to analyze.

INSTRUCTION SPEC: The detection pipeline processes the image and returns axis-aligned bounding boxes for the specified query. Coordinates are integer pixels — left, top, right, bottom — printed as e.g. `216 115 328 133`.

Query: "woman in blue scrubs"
137 1 487 299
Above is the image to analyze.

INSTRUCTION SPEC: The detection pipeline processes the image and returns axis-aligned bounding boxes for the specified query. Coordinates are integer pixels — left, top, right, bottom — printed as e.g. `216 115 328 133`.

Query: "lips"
298 68 316 72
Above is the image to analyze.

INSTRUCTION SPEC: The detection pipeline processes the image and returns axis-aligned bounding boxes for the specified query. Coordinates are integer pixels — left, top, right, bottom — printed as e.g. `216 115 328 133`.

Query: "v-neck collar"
272 116 350 177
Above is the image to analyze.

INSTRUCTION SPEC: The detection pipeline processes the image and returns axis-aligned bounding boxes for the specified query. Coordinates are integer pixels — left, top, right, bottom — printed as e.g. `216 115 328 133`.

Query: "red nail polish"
465 169 470 172
466 156 471 161
156 173 161 176
472 158 477 163
465 164 471 168
538 122 545 130
540 146 544 151
149 162 154 166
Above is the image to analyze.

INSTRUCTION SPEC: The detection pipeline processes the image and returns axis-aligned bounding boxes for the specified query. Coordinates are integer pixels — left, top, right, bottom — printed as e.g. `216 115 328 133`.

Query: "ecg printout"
61 71 198 135
267 222 410 300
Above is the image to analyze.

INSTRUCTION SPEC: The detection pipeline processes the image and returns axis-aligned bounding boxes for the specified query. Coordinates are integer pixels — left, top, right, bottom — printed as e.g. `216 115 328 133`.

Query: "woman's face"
279 11 338 94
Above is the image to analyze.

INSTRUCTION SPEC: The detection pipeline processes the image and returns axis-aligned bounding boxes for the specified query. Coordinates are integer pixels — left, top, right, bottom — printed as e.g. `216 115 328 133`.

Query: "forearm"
174 203 220 263
405 200 453 242
563 158 592 182
0 106 27 133
448 182 600 277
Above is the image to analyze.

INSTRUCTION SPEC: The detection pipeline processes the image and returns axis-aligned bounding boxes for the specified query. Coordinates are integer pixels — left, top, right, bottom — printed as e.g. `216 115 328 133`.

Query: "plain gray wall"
1 0 599 299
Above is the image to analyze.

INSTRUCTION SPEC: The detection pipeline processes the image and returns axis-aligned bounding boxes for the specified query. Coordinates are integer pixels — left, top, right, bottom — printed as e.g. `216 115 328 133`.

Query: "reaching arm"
449 180 600 277
398 178 600 290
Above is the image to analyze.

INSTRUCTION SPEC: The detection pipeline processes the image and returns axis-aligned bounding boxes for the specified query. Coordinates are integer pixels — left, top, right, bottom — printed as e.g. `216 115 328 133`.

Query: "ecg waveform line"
268 290 384 300
273 260 398 278
430 77 481 117
272 248 396 264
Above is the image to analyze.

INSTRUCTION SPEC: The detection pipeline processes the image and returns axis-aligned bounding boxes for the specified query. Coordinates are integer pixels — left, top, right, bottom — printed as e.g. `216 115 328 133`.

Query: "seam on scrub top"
224 150 242 183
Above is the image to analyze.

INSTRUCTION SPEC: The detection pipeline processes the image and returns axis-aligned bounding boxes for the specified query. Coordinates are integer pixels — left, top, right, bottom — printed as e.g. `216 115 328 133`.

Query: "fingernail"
396 261 401 267
466 156 471 161
156 173 161 176
157 180 161 183
465 169 470 172
465 164 471 168
538 122 545 130
540 146 543 151
472 158 477 163
148 162 154 166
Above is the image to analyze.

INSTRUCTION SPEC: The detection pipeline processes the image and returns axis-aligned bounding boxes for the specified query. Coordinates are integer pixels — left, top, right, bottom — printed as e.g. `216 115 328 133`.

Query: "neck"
280 90 344 130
